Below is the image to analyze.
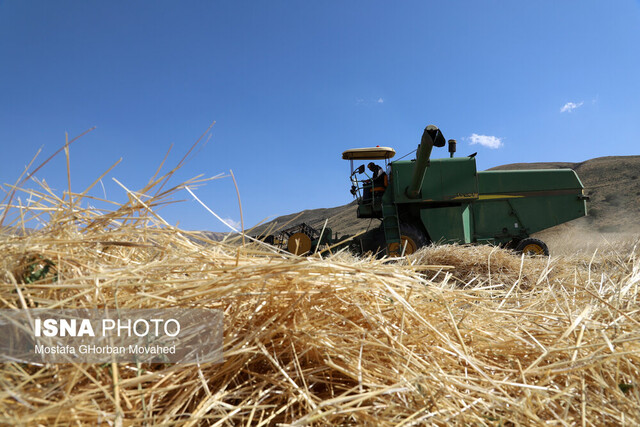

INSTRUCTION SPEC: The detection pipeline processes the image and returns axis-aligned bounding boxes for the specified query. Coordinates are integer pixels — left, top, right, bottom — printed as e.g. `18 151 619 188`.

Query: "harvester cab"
342 146 396 216
342 125 588 257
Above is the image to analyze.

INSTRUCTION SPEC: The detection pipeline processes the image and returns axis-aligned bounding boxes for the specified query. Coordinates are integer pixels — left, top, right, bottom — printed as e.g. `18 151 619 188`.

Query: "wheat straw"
0 136 638 425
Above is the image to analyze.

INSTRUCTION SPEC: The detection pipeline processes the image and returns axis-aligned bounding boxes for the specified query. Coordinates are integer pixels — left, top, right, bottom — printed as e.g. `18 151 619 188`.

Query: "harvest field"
1 151 639 425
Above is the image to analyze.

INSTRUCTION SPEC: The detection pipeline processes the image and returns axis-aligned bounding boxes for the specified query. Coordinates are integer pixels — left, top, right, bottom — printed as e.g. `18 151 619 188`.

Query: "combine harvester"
284 125 588 256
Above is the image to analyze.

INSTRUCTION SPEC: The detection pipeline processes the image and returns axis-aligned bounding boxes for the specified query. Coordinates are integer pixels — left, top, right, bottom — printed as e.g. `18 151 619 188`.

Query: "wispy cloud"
223 218 242 230
469 133 503 149
560 101 584 113
356 97 384 106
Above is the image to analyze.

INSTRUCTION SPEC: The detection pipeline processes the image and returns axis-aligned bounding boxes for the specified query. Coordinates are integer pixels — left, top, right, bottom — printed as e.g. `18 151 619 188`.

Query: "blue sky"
1 1 639 232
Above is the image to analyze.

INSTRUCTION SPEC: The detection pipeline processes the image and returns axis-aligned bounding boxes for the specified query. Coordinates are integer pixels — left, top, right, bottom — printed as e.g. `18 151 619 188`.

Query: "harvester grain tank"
342 125 588 256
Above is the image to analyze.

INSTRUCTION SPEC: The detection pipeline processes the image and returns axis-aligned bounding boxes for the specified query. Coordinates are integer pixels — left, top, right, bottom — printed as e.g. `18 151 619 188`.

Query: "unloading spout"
405 125 446 199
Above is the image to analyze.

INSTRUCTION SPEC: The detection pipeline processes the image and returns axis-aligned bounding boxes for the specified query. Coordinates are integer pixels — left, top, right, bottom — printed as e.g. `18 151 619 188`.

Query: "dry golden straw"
0 133 638 425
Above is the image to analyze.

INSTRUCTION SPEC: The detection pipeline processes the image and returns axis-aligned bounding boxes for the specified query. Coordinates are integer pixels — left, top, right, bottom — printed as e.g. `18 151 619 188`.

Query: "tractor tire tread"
515 237 549 256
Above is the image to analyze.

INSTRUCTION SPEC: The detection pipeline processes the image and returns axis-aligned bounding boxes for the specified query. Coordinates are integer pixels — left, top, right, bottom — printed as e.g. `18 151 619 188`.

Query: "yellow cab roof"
341 146 396 160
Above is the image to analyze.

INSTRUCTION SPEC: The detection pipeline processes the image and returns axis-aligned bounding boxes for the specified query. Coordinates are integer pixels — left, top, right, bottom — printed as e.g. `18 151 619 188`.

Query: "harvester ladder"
381 203 401 250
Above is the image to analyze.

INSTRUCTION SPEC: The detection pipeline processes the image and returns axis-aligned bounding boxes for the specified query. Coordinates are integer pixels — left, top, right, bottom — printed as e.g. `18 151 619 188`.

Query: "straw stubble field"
1 146 639 425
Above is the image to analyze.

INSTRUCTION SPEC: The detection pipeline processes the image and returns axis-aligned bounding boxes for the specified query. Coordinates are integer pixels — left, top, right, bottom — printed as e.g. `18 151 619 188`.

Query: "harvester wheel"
387 223 429 256
287 232 312 255
515 238 549 256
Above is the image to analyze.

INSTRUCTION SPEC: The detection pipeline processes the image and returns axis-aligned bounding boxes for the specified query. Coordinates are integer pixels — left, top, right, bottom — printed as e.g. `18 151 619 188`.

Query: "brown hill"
250 155 640 240
249 201 371 239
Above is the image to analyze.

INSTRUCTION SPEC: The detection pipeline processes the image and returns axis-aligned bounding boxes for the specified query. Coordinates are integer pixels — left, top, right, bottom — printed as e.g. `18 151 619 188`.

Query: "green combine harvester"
281 124 588 256
340 124 588 256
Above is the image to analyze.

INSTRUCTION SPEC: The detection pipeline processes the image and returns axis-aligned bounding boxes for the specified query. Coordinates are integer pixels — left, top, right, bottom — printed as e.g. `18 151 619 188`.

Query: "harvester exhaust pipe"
448 139 457 158
406 125 446 199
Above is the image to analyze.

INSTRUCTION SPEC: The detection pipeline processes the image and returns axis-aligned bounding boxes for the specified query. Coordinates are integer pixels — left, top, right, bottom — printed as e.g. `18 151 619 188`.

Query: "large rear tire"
515 238 549 256
386 222 429 256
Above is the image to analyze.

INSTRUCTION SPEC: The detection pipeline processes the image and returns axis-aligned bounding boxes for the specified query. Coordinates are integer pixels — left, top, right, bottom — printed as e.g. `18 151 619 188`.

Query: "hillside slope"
249 155 640 238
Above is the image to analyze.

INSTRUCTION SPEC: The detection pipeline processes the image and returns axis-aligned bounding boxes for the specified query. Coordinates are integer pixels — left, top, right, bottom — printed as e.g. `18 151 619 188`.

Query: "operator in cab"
362 162 388 202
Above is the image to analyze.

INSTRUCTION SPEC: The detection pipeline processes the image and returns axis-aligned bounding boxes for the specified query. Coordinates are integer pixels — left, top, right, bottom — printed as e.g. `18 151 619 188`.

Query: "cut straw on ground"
0 132 639 425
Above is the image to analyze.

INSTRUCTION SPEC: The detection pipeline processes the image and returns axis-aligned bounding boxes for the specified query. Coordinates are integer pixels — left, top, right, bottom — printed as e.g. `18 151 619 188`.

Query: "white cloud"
560 101 584 113
223 217 242 230
469 133 503 149
355 97 384 106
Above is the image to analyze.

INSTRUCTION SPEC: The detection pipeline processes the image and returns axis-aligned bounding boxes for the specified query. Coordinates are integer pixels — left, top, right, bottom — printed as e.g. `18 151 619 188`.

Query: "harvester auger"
342 124 589 257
